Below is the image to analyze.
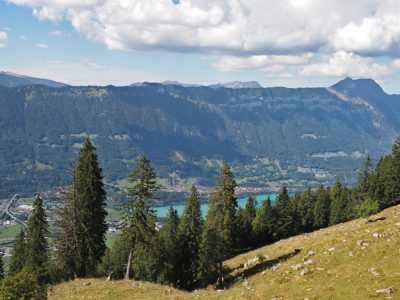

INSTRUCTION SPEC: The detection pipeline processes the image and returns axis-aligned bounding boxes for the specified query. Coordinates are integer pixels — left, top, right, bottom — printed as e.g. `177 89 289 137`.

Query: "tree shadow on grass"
223 248 302 289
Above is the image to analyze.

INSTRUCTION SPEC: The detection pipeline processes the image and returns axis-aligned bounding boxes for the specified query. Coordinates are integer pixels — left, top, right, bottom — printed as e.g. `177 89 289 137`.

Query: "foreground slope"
50 204 400 299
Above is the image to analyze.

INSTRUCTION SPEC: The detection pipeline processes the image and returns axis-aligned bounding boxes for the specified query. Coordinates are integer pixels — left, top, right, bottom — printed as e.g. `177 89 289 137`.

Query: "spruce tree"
252 197 275 246
313 186 330 229
177 185 203 289
329 179 346 225
123 155 158 281
299 188 315 232
0 255 4 280
240 195 257 248
9 228 26 276
74 140 108 277
157 205 180 285
274 187 294 239
25 194 49 282
199 162 237 287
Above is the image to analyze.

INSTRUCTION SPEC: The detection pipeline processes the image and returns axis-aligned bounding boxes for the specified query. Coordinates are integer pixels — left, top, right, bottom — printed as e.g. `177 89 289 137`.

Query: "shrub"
1 271 47 300
356 197 380 218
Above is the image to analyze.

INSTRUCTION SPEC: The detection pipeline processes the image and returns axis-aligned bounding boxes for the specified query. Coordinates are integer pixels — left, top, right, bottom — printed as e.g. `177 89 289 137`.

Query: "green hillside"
49 204 400 299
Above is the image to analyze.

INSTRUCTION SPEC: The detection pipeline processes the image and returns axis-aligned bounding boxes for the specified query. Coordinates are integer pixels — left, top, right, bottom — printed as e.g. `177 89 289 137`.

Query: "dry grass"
50 205 400 299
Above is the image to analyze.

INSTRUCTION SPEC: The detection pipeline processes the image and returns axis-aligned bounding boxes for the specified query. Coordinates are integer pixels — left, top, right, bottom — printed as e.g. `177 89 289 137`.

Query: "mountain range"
0 71 399 198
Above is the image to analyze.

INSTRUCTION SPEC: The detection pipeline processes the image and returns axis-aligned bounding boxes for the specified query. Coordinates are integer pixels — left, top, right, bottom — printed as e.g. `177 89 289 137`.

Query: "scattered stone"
316 267 325 271
244 256 260 268
270 297 283 300
349 251 354 257
262 271 266 275
242 280 249 287
395 222 400 227
306 250 315 257
328 247 335 253
82 282 91 286
292 263 303 271
131 281 138 288
367 268 380 276
373 232 393 238
375 286 395 294
357 240 369 247
303 259 313 265
300 268 310 276
216 289 225 293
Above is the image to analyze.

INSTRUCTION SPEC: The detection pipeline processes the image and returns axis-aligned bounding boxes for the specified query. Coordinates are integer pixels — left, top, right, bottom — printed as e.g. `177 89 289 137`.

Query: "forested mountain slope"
1 77 399 196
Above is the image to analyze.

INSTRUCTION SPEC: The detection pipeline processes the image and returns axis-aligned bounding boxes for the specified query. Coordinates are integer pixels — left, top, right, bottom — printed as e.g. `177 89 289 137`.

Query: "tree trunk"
217 261 223 287
124 250 132 280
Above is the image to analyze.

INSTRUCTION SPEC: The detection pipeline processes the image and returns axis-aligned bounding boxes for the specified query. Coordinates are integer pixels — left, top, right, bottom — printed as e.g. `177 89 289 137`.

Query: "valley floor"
49 205 400 299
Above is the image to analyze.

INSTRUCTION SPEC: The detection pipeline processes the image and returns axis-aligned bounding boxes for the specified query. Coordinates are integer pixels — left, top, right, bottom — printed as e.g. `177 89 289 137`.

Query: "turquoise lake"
154 193 278 218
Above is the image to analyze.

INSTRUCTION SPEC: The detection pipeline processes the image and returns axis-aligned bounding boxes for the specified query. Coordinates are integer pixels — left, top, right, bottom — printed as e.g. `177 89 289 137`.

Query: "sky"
1 0 400 93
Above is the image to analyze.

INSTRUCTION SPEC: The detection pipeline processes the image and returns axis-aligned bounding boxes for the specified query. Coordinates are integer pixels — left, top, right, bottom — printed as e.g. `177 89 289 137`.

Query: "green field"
0 224 22 240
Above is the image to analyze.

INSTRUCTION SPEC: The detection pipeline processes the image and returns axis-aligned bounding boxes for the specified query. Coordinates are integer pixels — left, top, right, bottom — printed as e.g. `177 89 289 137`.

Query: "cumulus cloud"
0 31 7 48
34 43 49 48
300 51 389 79
4 0 381 54
6 0 400 80
215 53 313 71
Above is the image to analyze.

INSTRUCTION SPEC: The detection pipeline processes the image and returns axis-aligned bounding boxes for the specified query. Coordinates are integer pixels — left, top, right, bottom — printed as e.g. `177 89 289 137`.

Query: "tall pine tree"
199 162 237 287
313 186 331 229
274 187 294 239
9 228 26 276
252 197 275 246
25 194 49 282
123 155 158 281
177 185 203 289
56 140 107 277
237 195 257 248
157 205 180 285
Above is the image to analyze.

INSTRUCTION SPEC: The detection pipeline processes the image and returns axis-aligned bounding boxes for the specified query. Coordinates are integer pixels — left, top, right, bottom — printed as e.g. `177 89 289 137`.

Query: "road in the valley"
5 194 27 228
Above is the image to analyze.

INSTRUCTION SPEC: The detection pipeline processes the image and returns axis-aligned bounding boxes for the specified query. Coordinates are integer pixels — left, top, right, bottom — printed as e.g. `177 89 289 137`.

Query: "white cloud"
215 53 312 71
19 35 27 40
0 31 7 48
300 51 389 79
4 0 382 55
392 59 400 69
34 43 49 48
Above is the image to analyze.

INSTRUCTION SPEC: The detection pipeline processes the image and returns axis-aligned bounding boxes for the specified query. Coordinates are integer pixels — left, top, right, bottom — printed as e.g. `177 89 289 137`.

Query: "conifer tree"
299 187 315 232
313 186 330 229
199 162 237 287
25 194 49 281
329 179 346 225
240 195 257 248
9 228 26 276
0 255 4 280
123 155 158 280
252 197 275 246
177 185 203 289
56 140 108 278
157 205 180 285
274 187 294 239
55 176 79 278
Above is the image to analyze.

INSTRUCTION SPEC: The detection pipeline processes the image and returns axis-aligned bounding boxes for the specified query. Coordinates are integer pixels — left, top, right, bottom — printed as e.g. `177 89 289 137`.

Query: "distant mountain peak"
330 77 384 96
211 81 262 89
0 71 67 88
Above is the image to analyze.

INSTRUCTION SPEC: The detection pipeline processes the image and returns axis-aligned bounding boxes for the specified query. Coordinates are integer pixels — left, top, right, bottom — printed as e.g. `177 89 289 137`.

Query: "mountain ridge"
0 75 399 198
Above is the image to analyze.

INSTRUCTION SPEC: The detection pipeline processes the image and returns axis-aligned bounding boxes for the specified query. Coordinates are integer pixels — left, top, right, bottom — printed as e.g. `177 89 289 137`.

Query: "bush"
1 271 47 300
356 197 380 218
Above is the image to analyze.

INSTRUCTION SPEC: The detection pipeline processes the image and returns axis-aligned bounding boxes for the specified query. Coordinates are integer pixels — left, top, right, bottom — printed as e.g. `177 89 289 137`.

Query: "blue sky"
1 0 400 93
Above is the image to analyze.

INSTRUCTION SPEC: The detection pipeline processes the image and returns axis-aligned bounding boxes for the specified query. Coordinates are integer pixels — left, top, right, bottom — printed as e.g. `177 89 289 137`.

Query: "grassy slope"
49 205 400 300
